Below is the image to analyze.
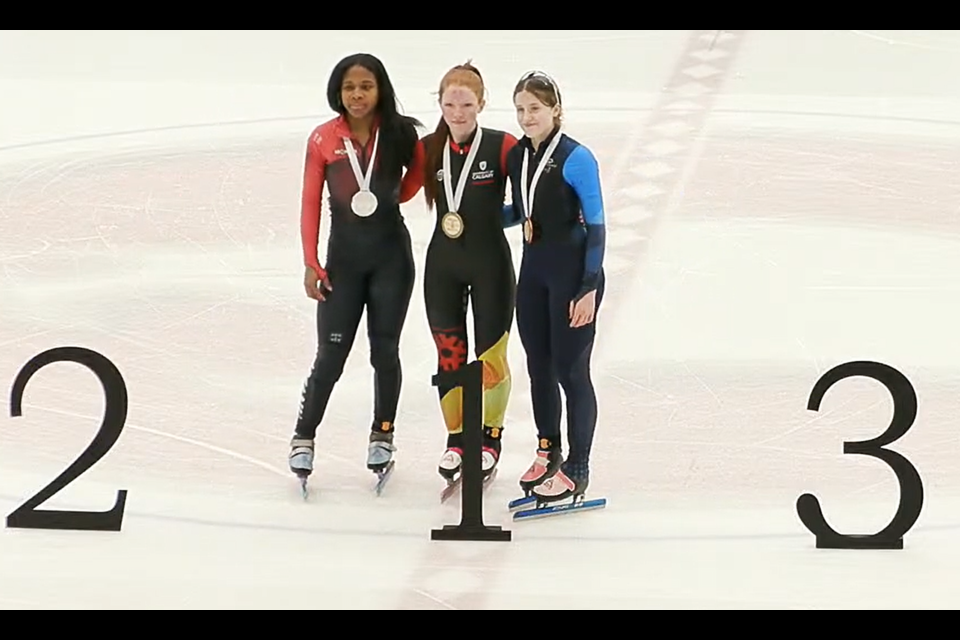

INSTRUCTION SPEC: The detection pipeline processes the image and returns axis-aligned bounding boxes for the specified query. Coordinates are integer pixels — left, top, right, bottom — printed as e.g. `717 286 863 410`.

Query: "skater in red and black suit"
288 53 426 486
417 62 519 486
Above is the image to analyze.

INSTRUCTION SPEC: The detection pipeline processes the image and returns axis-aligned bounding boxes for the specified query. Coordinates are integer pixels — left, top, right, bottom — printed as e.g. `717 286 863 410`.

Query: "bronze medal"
520 132 564 246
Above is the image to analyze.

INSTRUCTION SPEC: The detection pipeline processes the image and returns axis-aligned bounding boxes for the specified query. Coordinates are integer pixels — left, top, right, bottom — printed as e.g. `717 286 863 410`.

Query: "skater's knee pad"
525 354 554 381
556 353 591 392
369 335 400 370
432 328 468 372
479 332 511 390
310 341 352 382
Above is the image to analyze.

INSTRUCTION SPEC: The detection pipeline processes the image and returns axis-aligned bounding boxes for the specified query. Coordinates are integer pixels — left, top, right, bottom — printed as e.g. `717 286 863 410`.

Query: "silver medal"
343 128 381 218
441 127 483 237
351 190 378 217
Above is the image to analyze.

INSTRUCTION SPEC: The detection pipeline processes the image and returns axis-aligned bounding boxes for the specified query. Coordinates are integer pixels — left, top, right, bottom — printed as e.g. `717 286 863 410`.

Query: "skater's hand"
304 266 333 301
569 291 596 328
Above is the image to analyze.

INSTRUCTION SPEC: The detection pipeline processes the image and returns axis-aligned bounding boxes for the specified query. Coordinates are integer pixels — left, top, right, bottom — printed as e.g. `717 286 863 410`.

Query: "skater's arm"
400 139 426 204
502 203 523 228
300 129 327 274
501 132 518 174
501 136 523 228
563 144 606 300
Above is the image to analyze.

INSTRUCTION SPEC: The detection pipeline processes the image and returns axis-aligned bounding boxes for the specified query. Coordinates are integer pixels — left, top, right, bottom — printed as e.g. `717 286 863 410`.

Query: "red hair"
423 62 485 209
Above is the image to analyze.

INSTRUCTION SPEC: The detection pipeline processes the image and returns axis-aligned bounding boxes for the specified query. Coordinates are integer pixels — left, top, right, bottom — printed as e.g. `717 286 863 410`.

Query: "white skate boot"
368 426 397 496
289 436 314 499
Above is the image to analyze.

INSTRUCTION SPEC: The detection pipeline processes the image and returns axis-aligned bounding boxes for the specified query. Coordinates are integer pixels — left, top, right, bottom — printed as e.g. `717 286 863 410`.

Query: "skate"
513 464 607 521
289 436 315 500
439 427 501 503
508 439 562 512
438 443 464 502
368 427 396 496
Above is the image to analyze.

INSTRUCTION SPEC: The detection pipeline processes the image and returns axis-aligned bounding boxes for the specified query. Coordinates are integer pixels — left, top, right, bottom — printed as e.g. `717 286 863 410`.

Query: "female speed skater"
418 61 519 487
503 70 607 505
288 53 426 491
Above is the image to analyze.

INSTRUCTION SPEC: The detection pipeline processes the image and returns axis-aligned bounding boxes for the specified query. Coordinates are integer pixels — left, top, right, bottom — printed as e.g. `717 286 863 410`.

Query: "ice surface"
2 30 960 609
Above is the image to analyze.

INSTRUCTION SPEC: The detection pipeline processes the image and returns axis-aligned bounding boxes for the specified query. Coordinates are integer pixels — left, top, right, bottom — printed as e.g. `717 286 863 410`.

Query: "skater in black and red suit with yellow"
417 62 519 487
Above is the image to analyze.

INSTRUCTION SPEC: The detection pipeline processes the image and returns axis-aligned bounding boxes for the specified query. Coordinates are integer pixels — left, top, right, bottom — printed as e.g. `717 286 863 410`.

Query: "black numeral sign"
2 345 929 549
797 361 924 550
7 347 128 532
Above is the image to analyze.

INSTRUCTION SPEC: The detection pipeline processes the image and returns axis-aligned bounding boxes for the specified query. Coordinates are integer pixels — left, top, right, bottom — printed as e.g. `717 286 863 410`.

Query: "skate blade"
509 495 536 512
513 497 607 521
295 473 310 500
440 468 497 503
373 460 395 496
440 476 461 503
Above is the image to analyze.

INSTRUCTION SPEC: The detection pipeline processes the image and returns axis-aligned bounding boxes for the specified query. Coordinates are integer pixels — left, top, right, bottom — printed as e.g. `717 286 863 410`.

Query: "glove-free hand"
304 266 333 301
569 290 596 328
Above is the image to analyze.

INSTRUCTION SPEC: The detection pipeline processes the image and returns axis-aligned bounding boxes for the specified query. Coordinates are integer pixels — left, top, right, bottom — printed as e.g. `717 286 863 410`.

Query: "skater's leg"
469 252 517 475
515 257 564 491
424 250 469 478
363 224 416 469
534 268 606 502
294 262 367 439
290 261 366 474
365 224 415 429
557 269 604 481
516 257 561 447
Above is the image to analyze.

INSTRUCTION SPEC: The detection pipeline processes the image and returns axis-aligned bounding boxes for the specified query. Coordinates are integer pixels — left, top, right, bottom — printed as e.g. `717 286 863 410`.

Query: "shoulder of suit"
309 116 344 146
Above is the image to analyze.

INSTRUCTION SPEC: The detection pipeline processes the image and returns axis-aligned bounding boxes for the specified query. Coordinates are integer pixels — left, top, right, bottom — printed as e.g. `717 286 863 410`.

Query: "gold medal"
523 218 534 243
442 212 464 238
440 128 482 240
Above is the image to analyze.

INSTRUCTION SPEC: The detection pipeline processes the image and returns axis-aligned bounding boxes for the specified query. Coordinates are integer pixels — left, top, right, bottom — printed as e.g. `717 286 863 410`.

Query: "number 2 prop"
7 347 128 532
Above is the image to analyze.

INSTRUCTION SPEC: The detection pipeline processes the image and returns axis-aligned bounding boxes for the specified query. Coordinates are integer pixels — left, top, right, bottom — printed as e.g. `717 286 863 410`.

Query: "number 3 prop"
797 361 924 550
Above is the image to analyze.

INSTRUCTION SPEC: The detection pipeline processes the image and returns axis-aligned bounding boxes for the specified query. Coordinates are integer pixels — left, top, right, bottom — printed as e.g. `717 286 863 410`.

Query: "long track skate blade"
374 461 395 496
297 476 309 500
513 497 607 521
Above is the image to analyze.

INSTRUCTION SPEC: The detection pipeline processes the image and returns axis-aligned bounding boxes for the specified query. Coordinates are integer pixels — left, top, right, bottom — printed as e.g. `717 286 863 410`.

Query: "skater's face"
514 89 559 142
341 65 379 121
441 84 484 142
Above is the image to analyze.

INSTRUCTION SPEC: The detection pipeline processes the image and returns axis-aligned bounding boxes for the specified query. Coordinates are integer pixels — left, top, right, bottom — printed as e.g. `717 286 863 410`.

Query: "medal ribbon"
343 128 380 193
520 131 563 222
442 127 483 213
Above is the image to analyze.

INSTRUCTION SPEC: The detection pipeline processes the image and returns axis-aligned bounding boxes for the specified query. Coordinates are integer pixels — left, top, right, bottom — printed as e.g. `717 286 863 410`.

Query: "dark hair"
513 70 564 128
326 53 424 170
423 62 485 209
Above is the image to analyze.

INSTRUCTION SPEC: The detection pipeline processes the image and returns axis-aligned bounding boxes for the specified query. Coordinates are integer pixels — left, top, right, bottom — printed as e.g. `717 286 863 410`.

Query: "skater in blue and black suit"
503 70 606 504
